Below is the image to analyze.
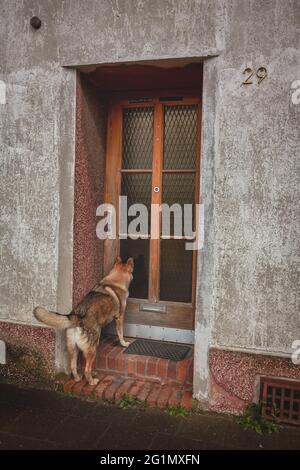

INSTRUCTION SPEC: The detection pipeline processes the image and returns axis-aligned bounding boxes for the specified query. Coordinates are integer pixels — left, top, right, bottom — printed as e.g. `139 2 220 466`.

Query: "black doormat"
124 339 191 362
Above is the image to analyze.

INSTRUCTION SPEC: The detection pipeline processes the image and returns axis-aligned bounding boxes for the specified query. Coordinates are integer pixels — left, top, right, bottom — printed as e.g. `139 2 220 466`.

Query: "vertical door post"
149 103 163 302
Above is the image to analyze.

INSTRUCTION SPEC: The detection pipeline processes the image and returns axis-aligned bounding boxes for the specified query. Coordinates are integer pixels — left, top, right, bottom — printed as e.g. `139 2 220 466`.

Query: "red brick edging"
63 373 193 409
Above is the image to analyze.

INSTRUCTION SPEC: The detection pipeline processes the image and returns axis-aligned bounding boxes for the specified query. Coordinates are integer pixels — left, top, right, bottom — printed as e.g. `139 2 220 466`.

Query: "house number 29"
242 67 267 85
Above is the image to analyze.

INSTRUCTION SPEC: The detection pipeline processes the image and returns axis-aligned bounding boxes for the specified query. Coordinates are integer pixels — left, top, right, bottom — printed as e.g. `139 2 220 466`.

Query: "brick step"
96 335 193 386
63 372 193 409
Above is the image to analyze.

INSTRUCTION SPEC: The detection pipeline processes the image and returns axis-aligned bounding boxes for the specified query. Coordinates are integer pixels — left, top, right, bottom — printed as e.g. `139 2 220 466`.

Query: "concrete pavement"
0 382 299 450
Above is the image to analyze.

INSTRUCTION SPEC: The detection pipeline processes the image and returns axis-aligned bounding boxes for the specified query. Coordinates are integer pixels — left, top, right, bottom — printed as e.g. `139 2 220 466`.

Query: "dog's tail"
33 306 73 330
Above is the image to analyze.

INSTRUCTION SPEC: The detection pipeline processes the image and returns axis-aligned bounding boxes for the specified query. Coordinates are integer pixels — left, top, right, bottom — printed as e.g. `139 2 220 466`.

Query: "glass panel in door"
159 104 198 303
120 106 154 299
119 102 199 305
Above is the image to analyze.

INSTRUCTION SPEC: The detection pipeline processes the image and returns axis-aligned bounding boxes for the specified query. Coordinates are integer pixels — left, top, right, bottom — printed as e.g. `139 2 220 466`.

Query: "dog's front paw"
74 374 82 382
89 377 99 386
120 340 130 348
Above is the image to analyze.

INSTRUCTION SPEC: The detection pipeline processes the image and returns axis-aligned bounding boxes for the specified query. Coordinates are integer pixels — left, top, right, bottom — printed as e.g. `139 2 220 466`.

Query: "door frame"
103 90 202 337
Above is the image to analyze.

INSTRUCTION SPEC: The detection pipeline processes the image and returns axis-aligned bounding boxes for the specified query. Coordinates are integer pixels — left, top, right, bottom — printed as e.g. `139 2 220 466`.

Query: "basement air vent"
260 377 300 426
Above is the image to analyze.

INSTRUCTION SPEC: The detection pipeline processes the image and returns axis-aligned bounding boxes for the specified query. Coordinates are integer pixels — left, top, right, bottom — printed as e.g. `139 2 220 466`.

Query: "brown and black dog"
33 257 134 385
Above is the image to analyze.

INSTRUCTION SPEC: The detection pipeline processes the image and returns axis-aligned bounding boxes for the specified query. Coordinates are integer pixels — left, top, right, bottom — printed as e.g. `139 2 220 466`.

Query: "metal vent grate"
260 377 300 426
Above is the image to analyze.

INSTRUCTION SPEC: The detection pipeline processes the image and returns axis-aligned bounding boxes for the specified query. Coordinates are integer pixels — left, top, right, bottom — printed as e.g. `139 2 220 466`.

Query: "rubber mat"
124 339 191 361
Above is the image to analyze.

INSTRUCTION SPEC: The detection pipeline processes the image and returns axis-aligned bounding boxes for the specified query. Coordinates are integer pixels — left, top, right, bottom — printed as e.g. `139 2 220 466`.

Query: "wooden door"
104 93 201 338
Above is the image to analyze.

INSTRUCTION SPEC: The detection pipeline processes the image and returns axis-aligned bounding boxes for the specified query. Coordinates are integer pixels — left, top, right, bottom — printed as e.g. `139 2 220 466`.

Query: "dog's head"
109 256 134 289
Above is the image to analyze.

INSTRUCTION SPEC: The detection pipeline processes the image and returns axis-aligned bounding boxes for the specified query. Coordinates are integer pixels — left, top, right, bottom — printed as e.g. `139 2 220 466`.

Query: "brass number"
243 67 254 85
242 66 267 85
256 67 267 84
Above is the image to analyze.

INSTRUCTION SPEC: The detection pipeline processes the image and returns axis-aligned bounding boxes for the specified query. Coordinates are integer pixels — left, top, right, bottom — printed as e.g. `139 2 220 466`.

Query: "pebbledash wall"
0 0 299 412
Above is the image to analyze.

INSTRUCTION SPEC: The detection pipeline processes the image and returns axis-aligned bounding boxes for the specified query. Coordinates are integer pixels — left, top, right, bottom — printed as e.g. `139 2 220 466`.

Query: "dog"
33 257 134 385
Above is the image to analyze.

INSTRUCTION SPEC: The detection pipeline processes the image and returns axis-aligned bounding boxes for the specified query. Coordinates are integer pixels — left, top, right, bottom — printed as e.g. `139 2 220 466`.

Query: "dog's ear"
126 257 134 271
114 256 122 265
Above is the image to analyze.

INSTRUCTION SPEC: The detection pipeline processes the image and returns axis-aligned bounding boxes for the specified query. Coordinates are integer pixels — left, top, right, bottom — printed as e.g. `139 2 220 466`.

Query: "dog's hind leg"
66 328 82 382
83 345 99 386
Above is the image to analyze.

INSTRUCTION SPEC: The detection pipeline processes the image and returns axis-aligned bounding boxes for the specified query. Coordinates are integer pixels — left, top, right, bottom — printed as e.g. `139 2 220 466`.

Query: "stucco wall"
0 2 76 328
211 0 300 355
0 1 299 393
194 0 300 399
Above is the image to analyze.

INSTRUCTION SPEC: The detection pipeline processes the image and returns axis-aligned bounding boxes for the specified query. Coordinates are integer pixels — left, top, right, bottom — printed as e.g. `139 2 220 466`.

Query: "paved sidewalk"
0 382 299 450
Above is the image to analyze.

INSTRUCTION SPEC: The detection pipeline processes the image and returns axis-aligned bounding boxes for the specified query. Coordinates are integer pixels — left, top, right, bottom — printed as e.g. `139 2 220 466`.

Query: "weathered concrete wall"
0 1 299 397
56 0 222 66
0 1 76 328
210 0 300 355
194 0 300 401
0 0 76 371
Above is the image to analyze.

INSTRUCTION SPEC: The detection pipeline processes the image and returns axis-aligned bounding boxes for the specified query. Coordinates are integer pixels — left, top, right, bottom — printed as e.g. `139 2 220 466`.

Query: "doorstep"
96 335 193 386
62 335 194 409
